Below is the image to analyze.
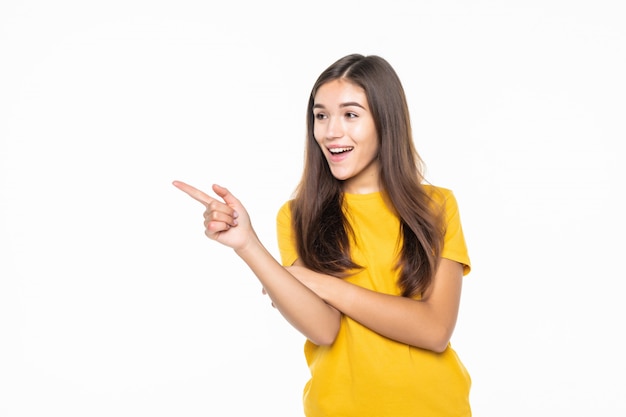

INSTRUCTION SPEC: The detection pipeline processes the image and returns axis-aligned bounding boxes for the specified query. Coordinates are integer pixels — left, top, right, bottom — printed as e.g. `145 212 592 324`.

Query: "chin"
330 172 352 182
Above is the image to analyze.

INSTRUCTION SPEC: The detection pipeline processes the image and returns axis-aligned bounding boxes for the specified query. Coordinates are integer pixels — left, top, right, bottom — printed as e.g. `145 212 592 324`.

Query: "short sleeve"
438 189 471 276
276 200 298 267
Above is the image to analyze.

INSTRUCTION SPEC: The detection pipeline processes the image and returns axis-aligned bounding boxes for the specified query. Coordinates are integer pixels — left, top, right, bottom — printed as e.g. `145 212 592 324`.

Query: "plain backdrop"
1 1 625 416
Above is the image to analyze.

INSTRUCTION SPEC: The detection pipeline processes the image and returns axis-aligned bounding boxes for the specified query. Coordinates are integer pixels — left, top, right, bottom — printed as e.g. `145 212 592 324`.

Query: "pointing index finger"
172 180 215 206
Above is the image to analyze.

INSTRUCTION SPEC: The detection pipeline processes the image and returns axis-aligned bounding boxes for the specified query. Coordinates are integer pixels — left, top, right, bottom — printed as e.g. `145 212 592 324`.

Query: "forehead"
314 79 368 107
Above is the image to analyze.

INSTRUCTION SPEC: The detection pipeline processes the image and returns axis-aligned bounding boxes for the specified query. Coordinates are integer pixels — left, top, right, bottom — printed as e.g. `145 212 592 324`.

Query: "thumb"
212 184 240 207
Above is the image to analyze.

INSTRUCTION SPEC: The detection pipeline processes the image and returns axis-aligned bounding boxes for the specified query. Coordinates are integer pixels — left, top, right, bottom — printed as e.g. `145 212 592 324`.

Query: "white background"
1 1 625 416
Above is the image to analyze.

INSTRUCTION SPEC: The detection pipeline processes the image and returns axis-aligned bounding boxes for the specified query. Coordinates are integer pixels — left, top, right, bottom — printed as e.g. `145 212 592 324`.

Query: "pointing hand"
172 180 256 251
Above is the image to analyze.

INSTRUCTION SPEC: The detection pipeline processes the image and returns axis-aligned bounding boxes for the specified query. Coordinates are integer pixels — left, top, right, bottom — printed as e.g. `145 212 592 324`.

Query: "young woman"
173 54 472 416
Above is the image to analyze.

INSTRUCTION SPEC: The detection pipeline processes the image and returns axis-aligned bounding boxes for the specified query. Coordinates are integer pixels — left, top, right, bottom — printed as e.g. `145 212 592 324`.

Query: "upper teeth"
329 147 353 154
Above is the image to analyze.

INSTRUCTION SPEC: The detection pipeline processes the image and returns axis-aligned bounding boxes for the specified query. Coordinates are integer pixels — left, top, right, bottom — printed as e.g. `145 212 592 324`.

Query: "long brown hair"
291 54 445 297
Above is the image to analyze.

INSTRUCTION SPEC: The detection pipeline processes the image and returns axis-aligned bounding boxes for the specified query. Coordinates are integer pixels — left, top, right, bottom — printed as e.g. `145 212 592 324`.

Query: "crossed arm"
287 258 463 352
173 181 464 352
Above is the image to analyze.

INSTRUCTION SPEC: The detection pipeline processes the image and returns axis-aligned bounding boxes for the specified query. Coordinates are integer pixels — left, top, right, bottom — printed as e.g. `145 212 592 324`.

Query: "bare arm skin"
172 181 341 346
288 258 464 352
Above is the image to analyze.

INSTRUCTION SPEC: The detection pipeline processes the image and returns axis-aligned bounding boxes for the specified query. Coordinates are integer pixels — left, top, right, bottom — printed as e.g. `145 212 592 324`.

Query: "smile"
328 147 354 154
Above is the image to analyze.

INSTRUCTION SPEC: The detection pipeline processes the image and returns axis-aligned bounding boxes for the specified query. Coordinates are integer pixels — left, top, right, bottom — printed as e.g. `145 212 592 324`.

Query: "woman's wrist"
233 234 265 261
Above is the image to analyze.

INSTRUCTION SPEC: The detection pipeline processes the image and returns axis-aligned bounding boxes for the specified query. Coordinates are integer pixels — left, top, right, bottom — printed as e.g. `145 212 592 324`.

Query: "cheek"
313 126 325 146
312 136 324 153
353 127 378 150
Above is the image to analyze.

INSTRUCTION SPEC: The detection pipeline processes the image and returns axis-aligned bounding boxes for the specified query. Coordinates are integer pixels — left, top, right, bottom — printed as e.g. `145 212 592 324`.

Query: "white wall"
1 1 624 415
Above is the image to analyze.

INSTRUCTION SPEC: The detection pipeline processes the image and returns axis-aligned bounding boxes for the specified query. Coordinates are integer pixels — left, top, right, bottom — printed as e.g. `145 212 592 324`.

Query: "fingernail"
233 211 239 218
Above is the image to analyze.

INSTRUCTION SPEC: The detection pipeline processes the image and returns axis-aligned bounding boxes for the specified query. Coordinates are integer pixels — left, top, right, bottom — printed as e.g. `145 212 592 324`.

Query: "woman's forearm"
235 240 341 346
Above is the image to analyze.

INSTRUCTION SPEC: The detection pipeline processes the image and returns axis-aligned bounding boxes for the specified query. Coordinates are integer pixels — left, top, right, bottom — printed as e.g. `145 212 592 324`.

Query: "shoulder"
422 184 463 225
276 199 294 223
278 199 292 213
422 184 456 207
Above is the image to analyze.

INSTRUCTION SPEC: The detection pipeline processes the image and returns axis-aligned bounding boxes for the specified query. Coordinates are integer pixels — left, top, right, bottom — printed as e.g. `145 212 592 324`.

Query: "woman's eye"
314 113 327 120
345 112 358 119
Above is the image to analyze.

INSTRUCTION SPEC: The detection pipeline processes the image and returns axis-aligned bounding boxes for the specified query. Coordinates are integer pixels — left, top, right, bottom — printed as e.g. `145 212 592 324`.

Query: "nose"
325 116 344 140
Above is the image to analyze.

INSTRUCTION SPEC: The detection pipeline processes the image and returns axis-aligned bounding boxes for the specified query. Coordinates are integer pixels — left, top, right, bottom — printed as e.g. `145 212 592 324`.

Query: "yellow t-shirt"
276 186 472 417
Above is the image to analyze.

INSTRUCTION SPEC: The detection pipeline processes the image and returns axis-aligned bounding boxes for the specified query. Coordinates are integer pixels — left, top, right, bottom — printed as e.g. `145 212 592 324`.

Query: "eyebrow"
313 102 367 110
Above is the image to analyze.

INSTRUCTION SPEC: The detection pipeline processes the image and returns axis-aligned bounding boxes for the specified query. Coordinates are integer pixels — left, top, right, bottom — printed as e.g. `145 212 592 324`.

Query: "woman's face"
313 79 380 194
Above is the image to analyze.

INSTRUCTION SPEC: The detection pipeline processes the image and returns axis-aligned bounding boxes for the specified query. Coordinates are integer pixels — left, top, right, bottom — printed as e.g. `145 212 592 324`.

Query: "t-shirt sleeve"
440 189 471 276
276 200 298 267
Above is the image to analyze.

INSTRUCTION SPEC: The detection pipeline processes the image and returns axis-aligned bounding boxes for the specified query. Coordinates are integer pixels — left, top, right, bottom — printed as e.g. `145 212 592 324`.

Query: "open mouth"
328 147 354 155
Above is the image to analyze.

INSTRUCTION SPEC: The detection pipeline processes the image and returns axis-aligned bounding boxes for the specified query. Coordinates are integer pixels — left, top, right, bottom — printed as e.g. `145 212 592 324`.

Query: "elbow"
430 339 451 354
308 305 341 346
309 325 340 346
308 320 340 346
425 325 454 353
311 335 336 347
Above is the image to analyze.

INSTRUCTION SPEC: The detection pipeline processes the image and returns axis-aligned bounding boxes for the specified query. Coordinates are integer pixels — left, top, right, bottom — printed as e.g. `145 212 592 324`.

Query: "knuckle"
203 210 218 221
